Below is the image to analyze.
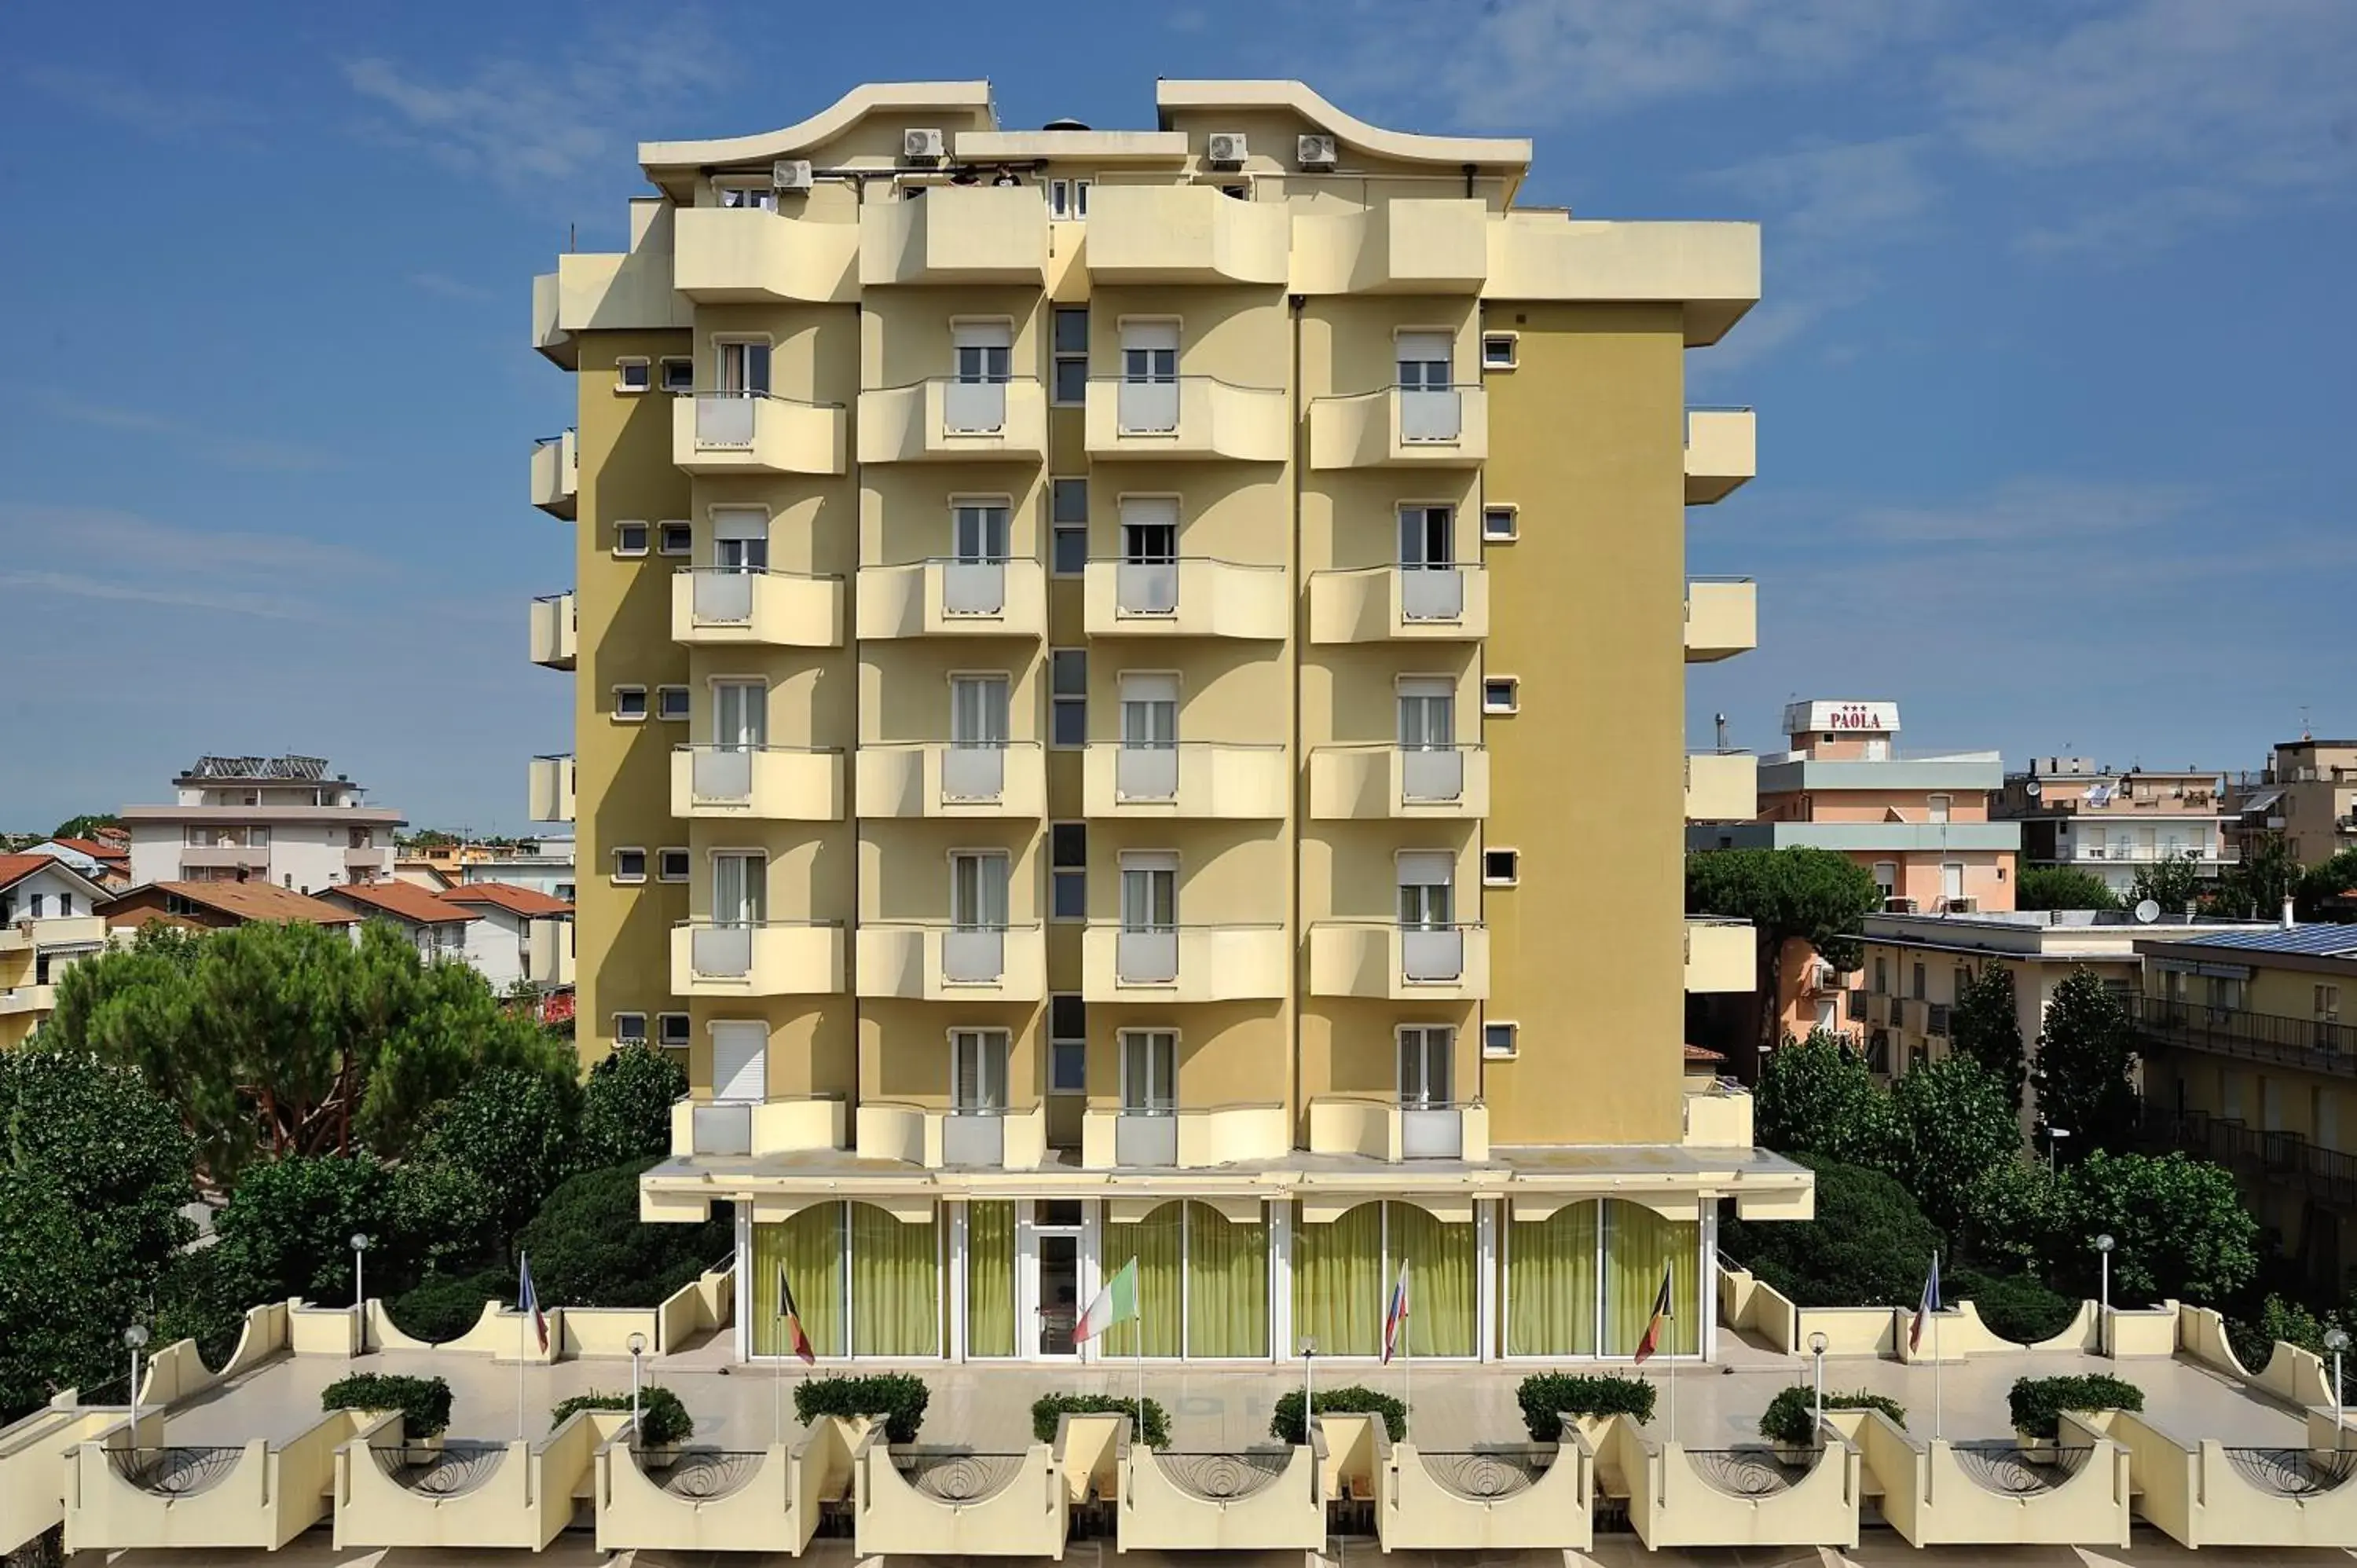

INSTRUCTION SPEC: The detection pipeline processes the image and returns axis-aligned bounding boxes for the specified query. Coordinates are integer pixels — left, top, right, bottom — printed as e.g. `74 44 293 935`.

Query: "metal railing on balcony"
1926 1002 1952 1038
686 388 842 449
1402 922 1478 984
676 566 838 625
2128 994 2356 1077
941 1106 1006 1167
1114 1105 1178 1167
2140 1105 2357 1209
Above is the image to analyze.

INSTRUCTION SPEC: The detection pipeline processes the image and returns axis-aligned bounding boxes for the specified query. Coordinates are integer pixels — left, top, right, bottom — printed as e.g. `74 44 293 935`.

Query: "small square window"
1483 848 1519 885
617 357 651 392
615 1013 648 1044
1053 523 1088 576
1482 505 1518 541
614 522 650 557
658 522 692 555
1052 309 1089 405
1483 677 1519 714
657 848 691 882
613 848 647 883
1052 478 1089 522
657 1013 691 1048
1482 1021 1519 1059
1051 822 1087 921
656 686 691 722
1481 333 1518 370
659 357 694 392
1049 994 1087 1093
1050 650 1088 749
614 686 648 722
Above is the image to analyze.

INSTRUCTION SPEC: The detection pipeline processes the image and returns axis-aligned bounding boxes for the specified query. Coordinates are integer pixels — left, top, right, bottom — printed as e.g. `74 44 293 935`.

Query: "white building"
123 755 405 896
458 840 575 903
441 883 575 994
315 880 476 965
0 855 113 1046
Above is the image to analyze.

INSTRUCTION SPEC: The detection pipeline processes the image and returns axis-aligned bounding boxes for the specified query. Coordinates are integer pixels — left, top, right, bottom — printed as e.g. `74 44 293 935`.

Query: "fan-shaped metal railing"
1415 1448 1550 1500
2223 1446 2357 1497
105 1446 244 1497
1682 1447 1810 1497
1155 1449 1292 1501
639 1448 767 1501
370 1442 507 1496
896 1450 1028 1504
1952 1442 2090 1495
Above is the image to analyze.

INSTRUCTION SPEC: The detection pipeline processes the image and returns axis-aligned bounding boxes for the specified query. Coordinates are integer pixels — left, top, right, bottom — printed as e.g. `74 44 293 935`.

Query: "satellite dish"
2025 779 2044 798
2134 899 2161 924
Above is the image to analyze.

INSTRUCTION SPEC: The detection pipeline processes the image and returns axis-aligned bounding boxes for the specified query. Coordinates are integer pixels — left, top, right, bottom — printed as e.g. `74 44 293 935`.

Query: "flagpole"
1933 1250 1945 1442
516 1257 527 1442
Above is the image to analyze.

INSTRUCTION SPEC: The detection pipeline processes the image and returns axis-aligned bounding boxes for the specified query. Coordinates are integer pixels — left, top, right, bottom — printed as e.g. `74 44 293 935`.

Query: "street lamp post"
2095 1234 2115 1356
2047 1127 2070 1174
2327 1328 2350 1452
1809 1331 1829 1446
350 1233 371 1354
628 1332 648 1441
1297 1338 1316 1442
124 1324 149 1437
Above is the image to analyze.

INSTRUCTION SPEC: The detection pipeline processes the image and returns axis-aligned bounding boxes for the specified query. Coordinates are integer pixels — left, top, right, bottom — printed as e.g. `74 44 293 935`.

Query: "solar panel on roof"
2183 926 2357 958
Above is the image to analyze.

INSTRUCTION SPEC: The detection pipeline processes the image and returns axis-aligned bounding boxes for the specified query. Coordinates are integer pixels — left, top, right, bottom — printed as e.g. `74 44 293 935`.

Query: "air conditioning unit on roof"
1296 134 1337 169
1205 132 1248 167
904 127 946 163
772 159 812 191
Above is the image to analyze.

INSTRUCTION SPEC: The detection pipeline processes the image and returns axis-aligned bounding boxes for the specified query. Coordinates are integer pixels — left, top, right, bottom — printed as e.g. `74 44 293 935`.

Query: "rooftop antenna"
1714 713 1729 751
2302 705 2313 742
567 222 577 254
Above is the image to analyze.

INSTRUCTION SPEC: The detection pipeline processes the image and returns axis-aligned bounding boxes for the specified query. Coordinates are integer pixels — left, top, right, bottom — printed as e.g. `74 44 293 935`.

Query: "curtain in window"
753 1204 843 1358
1185 1203 1268 1358
1603 1200 1699 1357
1101 1205 1184 1357
965 1201 1016 1358
1506 1202 1599 1356
849 1204 938 1357
1293 1203 1381 1357
1389 1203 1475 1357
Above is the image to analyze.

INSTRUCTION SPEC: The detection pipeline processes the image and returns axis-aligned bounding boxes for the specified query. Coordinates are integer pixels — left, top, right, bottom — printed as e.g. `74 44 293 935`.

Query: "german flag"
1631 1263 1675 1363
778 1266 816 1365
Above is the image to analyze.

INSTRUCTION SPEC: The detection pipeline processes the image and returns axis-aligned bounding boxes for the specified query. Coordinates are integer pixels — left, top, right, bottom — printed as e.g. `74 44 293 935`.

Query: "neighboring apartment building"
526 78 1795 1367
1996 756 2236 897
440 882 577 995
2227 738 2357 870
123 756 405 894
97 880 364 935
2131 923 2357 1288
21 835 132 890
461 839 577 903
0 855 111 1048
317 879 479 965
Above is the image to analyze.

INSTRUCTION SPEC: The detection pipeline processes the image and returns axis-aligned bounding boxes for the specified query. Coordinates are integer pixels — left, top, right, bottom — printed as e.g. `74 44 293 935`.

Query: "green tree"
49 813 121 841
400 829 461 849
2030 969 2141 1156
515 1159 733 1308
413 1067 581 1241
1721 1156 1943 1307
1952 1158 2069 1276
577 1045 689 1169
2209 830 2300 919
1686 848 1883 1062
205 1153 500 1312
2015 866 2121 913
2129 855 2202 914
1890 1057 2021 1231
1950 963 2027 1111
2057 1150 2258 1305
1754 1031 1900 1170
2301 848 2357 918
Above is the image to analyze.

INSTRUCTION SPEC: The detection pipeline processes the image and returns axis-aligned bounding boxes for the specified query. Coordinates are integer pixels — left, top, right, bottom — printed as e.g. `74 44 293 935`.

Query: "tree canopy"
2015 866 2121 913
1754 1032 1900 1169
1950 963 2027 1111
1722 1156 1942 1307
1687 848 1882 1058
50 813 122 841
2030 968 2141 1155
2129 855 2202 914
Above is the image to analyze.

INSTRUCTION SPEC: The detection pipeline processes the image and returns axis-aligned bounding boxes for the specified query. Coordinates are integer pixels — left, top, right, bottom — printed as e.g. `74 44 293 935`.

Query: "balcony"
0 915 102 957
1083 184 1289 284
857 377 1047 463
529 592 576 669
1082 377 1288 463
343 846 390 874
670 392 845 475
1308 565 1488 643
2127 995 2357 1079
669 921 845 998
1308 386 1487 469
1307 922 1490 1000
1082 558 1288 639
671 568 845 647
855 742 1047 818
669 1094 849 1160
1307 1097 1492 1162
1309 746 1490 819
0 984 57 1019
1079 1103 1291 1169
1292 198 1490 294
669 746 845 821
1081 743 1288 819
530 430 577 518
528 754 575 823
859 185 1047 287
1080 924 1288 1002
525 918 574 990
1682 1083 1755 1147
2059 844 2241 866
1684 750 1757 821
671 205 859 303
855 559 1046 639
1684 407 1756 504
853 1101 1047 1170
1684 577 1757 661
2142 1105 2357 1212
855 922 1047 1002
1684 918 1754 992
180 844 270 871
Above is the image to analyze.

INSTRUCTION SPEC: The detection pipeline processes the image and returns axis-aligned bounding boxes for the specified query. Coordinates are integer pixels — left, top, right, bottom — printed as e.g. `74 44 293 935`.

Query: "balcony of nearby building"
668 1094 848 1160
2128 994 2357 1079
1682 1080 1756 1147
2141 1105 2357 1214
1308 386 1489 469
1684 750 1758 821
179 844 271 873
671 569 845 647
1081 559 1288 639
0 984 57 1020
1308 565 1488 643
528 592 576 670
528 754 575 823
854 742 1047 819
1081 183 1289 284
671 204 860 303
1082 377 1288 463
2055 843 2242 866
1308 746 1490 819
859 184 1048 287
530 430 577 518
854 922 1047 1002
1292 198 1490 294
1307 1096 1492 1162
343 845 391 875
1683 407 1756 504
1080 743 1288 819
525 918 574 990
1684 917 1754 992
669 920 845 997
857 377 1048 463
1307 922 1490 1000
1684 577 1757 661
853 1101 1048 1170
1080 923 1288 1002
1079 1103 1292 1169
855 559 1047 639
670 746 845 822
671 392 846 475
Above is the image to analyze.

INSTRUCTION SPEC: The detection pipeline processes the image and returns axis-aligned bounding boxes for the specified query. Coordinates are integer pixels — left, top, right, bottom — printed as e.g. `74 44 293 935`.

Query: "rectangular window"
656 685 691 721
1118 321 1180 433
1483 848 1519 885
1052 308 1089 405
1051 649 1088 748
717 339 772 395
1482 677 1519 714
30 894 46 918
1481 504 1518 541
616 357 651 392
659 356 694 392
713 851 768 925
1050 995 1087 1093
657 848 691 882
613 686 648 722
1050 822 1087 921
658 522 693 555
1912 962 1927 1001
614 522 650 557
1481 332 1518 370
1120 1028 1176 1112
1398 1025 1453 1105
615 1013 648 1045
1051 477 1088 574
1396 330 1453 391
718 185 776 211
951 1028 1010 1110
1483 1021 1518 1059
614 848 647 883
1048 178 1091 221
657 1013 691 1048
1928 793 1952 824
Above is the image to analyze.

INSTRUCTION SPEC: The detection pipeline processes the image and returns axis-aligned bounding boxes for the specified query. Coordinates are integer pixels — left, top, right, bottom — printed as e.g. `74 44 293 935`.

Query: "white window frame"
1048 175 1093 221
658 356 694 393
658 521 693 556
615 1013 649 1045
656 685 691 722
1481 332 1519 370
1483 1020 1519 1059
1050 647 1087 750
614 521 651 557
657 848 691 883
1118 1026 1178 1112
1483 848 1520 886
950 1027 1012 1110
616 356 651 393
1396 1023 1454 1105
1482 504 1519 541
656 1013 691 1049
1482 677 1519 715
613 848 648 884
613 685 649 723
1050 309 1089 407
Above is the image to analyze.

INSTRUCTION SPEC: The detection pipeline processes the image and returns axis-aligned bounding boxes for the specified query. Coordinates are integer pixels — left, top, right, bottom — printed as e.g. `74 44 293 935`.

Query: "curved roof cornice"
639 80 995 173
1156 79 1530 168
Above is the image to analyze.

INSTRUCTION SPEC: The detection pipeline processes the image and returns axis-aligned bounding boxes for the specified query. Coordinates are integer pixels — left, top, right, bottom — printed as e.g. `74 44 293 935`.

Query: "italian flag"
1075 1258 1138 1344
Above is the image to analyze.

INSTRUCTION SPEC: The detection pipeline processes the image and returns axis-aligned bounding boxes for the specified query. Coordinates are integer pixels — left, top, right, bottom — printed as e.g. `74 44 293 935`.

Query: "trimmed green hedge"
322 1373 453 1439
384 1270 508 1344
1270 1387 1406 1445
2007 1374 2142 1440
794 1372 929 1444
552 1387 693 1447
1031 1392 1170 1449
1950 1269 2078 1346
1514 1374 1655 1442
1758 1385 1905 1445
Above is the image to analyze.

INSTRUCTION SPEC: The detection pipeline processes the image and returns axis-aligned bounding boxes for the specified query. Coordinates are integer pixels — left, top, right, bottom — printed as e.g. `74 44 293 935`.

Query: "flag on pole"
1632 1263 1675 1363
1381 1261 1410 1365
1075 1258 1138 1343
517 1253 548 1353
1910 1251 1942 1352
777 1267 816 1365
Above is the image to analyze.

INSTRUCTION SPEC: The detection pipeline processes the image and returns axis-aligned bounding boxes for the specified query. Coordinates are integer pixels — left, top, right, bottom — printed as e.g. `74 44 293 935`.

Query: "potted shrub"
1270 1387 1406 1444
551 1387 694 1449
1757 1385 1904 1464
1513 1373 1655 1443
2007 1373 2141 1455
793 1372 929 1444
1031 1392 1171 1449
322 1372 454 1445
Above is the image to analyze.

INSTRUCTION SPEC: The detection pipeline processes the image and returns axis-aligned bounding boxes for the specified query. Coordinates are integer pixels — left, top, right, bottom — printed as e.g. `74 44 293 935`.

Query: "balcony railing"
1080 1102 1292 1168
855 741 1047 818
530 429 577 518
1081 742 1288 819
2128 994 2356 1077
1308 745 1490 819
1081 557 1288 639
529 592 576 669
671 567 845 647
854 921 1047 1001
669 920 845 996
1079 923 1288 1002
1682 406 1756 504
1307 922 1491 999
1307 564 1489 642
1307 386 1489 468
1081 376 1288 462
1307 1096 1491 1162
1683 577 1757 662
2058 844 2240 864
672 390 846 475
669 745 845 821
856 376 1047 463
2141 1105 2357 1210
854 558 1047 639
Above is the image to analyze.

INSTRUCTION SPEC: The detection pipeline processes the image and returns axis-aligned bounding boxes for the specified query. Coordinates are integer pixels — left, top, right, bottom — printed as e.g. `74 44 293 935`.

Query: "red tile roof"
1683 1042 1729 1064
114 881 364 925
321 880 478 927
0 855 59 896
439 881 573 918
50 837 128 861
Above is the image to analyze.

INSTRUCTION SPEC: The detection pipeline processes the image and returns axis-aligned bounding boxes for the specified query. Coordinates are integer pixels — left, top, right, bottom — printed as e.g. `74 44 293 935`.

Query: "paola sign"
1785 700 1901 735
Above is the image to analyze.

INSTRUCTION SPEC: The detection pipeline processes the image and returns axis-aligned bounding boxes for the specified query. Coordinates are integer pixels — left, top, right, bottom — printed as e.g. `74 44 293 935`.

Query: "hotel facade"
526 79 1798 1368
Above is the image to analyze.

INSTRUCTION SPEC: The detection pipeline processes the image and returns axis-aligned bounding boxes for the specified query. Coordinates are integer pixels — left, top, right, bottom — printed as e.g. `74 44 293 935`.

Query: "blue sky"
2 1 2352 833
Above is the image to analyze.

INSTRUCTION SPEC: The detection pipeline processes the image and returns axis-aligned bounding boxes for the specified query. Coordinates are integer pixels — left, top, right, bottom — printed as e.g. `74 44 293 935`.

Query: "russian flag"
517 1252 548 1353
1382 1260 1410 1365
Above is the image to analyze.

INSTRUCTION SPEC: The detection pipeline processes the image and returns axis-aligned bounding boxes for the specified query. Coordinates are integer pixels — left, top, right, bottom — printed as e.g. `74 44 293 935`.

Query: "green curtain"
1507 1203 1599 1356
966 1202 1015 1358
1102 1206 1183 1357
1604 1200 1699 1357
1185 1203 1268 1357
753 1203 843 1358
1293 1203 1381 1357
850 1204 938 1357
1388 1204 1475 1357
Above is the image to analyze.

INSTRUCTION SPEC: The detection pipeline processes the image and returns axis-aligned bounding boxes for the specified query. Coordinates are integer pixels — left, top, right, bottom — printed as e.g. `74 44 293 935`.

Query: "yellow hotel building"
526 79 1798 1368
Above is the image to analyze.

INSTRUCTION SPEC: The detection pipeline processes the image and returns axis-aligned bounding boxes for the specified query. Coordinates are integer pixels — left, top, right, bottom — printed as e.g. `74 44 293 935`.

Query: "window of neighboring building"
1483 1020 1518 1059
1051 822 1087 921
657 848 691 882
659 356 694 392
1051 649 1088 748
658 522 692 555
1050 478 1089 574
1050 994 1087 1093
1912 962 1927 1001
616 357 651 393
718 184 776 210
1481 332 1518 370
615 1013 649 1045
29 894 46 918
613 848 647 883
613 686 649 722
614 521 650 557
1482 677 1519 714
1482 504 1518 541
1928 793 1952 824
1048 178 1091 222
657 1013 691 1049
1052 307 1089 405
656 685 691 721
1483 848 1519 885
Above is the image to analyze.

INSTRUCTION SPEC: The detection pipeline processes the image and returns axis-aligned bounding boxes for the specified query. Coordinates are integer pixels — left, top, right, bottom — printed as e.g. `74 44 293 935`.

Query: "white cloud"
38 397 339 474
1704 137 1936 246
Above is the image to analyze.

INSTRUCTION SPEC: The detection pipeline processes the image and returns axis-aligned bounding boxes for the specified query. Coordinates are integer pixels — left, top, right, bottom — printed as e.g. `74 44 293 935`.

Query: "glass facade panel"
1101 1205 1185 1357
850 1203 939 1357
1184 1203 1268 1357
966 1201 1017 1357
1506 1201 1600 1356
753 1204 845 1358
1292 1202 1382 1357
1603 1200 1699 1357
